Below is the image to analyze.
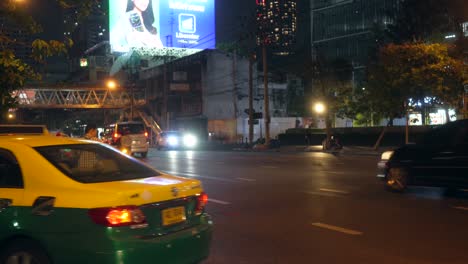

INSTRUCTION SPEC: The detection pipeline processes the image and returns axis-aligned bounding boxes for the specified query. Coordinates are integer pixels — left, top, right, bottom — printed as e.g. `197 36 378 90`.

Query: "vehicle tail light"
195 192 208 215
88 206 146 227
113 133 121 139
144 131 148 137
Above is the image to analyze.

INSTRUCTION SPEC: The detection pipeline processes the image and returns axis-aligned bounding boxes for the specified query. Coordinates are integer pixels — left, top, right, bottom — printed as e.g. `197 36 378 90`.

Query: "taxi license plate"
162 206 186 226
132 140 140 144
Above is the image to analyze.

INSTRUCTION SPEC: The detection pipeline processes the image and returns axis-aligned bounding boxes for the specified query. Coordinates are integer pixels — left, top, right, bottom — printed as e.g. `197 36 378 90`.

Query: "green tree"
0 0 97 122
362 42 467 148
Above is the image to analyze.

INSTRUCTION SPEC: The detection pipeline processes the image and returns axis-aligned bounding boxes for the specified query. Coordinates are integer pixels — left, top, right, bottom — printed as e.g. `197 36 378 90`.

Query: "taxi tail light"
195 192 208 215
88 206 146 227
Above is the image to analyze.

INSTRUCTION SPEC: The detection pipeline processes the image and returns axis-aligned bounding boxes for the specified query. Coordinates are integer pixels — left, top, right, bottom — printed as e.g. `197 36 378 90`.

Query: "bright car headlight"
167 136 179 146
381 150 394 160
183 134 197 148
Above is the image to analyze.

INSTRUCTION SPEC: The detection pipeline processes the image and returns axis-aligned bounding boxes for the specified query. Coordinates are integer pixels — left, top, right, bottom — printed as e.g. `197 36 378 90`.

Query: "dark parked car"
377 119 468 192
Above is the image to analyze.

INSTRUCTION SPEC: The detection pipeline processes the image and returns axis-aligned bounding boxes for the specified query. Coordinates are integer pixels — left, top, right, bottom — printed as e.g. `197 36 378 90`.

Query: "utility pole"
126 52 140 122
248 53 254 144
464 84 468 119
162 60 169 130
263 44 270 145
130 82 134 121
232 50 238 142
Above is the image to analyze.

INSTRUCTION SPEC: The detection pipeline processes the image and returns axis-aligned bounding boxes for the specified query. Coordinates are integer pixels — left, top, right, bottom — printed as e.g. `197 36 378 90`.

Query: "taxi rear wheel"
0 239 50 264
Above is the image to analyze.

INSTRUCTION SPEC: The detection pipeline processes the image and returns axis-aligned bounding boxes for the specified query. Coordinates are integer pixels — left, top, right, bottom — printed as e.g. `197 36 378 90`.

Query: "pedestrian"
83 124 100 141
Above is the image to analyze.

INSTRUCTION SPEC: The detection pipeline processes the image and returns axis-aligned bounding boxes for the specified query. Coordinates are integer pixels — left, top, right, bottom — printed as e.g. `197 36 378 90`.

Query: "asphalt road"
144 149 468 264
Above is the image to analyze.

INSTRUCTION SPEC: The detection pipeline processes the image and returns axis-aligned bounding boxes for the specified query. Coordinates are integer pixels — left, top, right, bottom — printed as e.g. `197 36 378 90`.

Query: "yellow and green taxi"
0 134 212 264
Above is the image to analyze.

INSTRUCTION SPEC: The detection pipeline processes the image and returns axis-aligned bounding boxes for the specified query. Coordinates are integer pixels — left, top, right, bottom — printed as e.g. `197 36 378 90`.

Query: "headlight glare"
167 136 179 146
183 134 197 148
381 150 394 160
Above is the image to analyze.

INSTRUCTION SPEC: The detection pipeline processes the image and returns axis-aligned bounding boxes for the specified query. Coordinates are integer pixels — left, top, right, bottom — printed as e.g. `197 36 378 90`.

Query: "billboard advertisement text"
110 0 215 54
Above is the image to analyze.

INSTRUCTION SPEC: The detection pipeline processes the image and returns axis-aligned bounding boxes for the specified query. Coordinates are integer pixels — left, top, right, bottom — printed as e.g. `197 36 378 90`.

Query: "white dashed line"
208 198 231 205
160 171 238 183
237 177 256 182
319 188 349 194
311 222 363 236
261 166 279 169
452 206 468 211
303 191 343 198
322 171 346 175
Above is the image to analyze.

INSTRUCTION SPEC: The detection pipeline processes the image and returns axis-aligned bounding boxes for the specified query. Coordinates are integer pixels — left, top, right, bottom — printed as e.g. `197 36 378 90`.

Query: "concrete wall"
237 117 299 142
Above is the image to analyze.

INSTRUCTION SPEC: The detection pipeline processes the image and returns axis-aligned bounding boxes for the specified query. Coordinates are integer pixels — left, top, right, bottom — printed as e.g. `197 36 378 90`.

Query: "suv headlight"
167 136 179 146
381 150 394 160
183 134 197 148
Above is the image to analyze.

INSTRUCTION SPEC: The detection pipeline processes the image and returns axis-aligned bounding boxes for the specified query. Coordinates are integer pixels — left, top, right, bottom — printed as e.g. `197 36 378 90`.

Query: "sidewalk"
229 144 396 156
304 145 396 156
149 143 396 156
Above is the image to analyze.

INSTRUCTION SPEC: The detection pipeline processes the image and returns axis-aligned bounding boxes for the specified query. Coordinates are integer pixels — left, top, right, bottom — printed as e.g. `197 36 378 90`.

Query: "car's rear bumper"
50 214 213 264
130 145 149 153
376 160 388 180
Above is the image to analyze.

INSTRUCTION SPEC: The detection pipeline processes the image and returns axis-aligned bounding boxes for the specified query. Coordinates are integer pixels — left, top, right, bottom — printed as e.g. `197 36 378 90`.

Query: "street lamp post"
313 101 330 149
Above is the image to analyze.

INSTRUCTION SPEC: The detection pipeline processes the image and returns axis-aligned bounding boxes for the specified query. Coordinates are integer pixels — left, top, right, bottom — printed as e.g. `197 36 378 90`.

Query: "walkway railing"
14 88 146 109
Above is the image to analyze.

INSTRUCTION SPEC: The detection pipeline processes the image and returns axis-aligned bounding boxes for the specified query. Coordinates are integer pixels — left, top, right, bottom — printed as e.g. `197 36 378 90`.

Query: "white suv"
109 121 149 158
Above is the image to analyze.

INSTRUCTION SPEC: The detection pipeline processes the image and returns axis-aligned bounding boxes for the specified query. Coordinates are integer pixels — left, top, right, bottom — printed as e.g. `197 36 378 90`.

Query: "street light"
106 80 117 90
314 102 326 114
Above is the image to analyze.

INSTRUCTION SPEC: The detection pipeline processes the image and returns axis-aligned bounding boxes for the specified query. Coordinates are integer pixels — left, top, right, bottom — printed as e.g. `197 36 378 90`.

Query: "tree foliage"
0 0 97 121
362 43 467 122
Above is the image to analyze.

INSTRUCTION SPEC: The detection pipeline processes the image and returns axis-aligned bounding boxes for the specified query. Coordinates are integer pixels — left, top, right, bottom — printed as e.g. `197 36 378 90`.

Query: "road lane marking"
160 170 238 183
319 188 349 194
237 177 256 182
208 198 231 205
303 191 342 198
452 206 468 211
322 171 346 175
261 166 279 169
311 222 363 236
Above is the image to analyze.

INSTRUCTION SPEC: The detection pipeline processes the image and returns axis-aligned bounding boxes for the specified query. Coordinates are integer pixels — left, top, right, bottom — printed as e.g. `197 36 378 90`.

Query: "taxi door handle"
0 198 12 211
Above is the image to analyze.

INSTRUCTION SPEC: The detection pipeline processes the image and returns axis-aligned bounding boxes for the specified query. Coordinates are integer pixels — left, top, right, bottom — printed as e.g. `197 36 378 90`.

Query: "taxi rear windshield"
34 144 159 183
117 123 145 135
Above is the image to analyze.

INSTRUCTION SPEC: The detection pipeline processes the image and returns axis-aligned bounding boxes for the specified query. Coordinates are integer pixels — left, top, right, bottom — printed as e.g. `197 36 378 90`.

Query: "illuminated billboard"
109 0 215 55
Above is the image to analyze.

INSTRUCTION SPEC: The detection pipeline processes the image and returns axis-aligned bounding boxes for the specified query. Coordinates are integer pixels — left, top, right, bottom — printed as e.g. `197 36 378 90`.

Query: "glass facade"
257 0 297 55
311 0 399 65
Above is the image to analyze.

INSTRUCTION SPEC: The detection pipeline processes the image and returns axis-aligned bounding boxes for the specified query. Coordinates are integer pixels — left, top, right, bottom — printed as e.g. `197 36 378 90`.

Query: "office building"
257 0 297 55
311 0 399 79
